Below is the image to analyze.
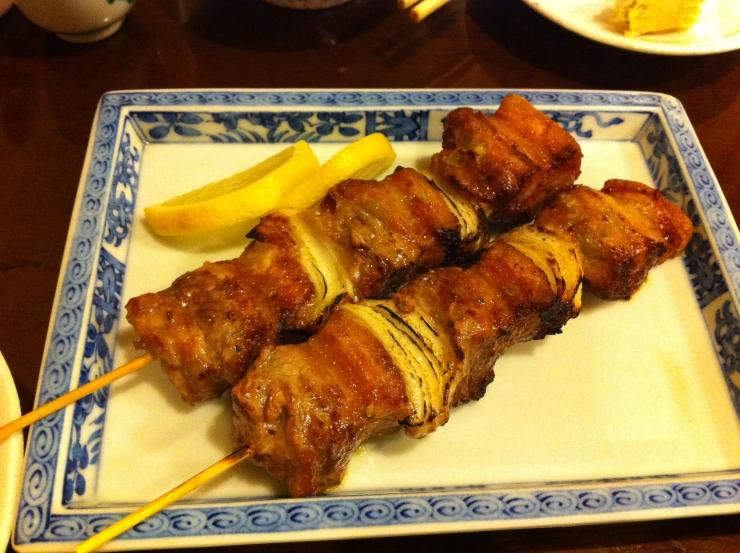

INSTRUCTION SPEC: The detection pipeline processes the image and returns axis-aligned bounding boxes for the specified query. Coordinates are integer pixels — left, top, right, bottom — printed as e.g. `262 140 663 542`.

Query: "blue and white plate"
13 90 740 552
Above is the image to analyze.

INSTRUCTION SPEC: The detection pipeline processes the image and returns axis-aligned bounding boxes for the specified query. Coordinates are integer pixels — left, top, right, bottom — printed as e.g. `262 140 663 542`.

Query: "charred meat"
430 95 583 224
232 181 691 497
127 95 582 404
535 179 693 300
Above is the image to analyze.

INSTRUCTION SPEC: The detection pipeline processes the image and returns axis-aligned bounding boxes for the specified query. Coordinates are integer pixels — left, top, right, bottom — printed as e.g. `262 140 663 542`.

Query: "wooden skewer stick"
398 0 422 9
410 0 451 22
0 352 155 443
77 446 253 553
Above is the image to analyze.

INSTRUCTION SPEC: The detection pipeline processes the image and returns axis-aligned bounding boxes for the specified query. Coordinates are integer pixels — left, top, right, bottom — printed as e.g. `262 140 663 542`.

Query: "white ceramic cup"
14 0 136 43
262 0 354 9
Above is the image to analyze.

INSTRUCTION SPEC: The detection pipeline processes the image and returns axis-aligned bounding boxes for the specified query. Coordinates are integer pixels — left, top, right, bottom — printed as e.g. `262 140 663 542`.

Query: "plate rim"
13 88 740 551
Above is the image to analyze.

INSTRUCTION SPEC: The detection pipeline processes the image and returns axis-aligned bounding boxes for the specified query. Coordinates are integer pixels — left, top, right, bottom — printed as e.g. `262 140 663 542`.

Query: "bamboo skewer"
0 352 155 443
76 446 253 553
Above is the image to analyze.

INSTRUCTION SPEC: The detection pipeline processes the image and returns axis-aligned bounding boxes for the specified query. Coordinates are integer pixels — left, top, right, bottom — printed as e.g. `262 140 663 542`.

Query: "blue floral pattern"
105 132 140 247
135 109 629 144
366 110 429 141
135 112 205 139
136 111 365 143
636 114 727 308
544 111 625 138
715 300 740 415
15 90 740 548
63 248 125 504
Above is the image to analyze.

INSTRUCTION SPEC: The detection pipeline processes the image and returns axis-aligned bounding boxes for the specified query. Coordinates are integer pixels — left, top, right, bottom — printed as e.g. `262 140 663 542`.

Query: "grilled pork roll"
430 95 583 224
231 181 692 497
127 95 582 405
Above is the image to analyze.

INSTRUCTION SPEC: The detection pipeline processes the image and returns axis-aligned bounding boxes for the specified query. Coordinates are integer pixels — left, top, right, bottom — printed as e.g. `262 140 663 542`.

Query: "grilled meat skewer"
232 180 692 497
127 95 583 405
127 167 483 404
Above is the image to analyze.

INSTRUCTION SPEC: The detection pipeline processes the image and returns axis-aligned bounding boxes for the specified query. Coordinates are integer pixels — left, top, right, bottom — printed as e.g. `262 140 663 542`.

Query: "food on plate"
129 167 485 403
232 180 693 497
127 95 583 405
144 141 319 236
144 134 396 236
431 95 582 223
279 132 397 213
612 0 705 37
535 179 692 299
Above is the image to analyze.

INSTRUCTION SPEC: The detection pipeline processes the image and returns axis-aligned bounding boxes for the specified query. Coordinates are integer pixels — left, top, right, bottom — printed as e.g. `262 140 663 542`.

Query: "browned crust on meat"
232 235 582 495
394 240 564 408
602 179 693 262
232 310 409 497
430 95 582 223
128 96 607 407
127 168 470 404
534 180 694 300
298 167 463 298
126 239 314 404
230 178 692 497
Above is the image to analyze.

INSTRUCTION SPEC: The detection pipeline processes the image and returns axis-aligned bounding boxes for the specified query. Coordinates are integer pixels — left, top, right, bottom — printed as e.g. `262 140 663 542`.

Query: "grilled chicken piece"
535 180 693 300
430 95 582 223
127 96 583 405
231 181 691 497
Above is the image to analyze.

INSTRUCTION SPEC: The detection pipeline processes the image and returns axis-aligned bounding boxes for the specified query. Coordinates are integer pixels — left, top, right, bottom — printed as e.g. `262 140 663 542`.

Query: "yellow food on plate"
278 133 396 213
144 141 319 236
612 0 705 36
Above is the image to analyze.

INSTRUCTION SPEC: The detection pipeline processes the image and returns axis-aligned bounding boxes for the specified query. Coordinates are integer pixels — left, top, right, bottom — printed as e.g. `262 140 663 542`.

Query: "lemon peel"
279 133 396 214
144 141 319 236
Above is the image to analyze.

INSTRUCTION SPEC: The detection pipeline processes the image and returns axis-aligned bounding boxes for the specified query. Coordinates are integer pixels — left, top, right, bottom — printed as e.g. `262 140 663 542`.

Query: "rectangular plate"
14 90 740 551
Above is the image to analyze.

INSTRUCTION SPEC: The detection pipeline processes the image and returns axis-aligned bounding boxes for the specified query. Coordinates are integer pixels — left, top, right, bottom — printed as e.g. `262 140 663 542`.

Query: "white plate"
13 89 740 551
0 349 23 551
522 0 740 55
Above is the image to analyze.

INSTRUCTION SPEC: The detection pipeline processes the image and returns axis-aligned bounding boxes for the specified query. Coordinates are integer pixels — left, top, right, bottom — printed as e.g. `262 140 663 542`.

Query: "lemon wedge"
144 141 320 236
279 133 396 213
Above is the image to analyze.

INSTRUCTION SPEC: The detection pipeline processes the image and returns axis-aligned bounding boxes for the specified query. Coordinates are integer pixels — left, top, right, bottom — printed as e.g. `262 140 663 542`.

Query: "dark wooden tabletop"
2 0 740 551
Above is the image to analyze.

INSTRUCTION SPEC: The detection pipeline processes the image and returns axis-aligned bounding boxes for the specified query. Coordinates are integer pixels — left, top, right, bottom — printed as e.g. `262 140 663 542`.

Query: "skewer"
0 352 155 442
77 178 691 550
409 0 451 22
76 446 253 553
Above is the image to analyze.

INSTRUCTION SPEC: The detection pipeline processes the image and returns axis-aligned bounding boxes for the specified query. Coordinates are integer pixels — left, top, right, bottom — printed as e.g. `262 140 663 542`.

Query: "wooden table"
2 0 740 551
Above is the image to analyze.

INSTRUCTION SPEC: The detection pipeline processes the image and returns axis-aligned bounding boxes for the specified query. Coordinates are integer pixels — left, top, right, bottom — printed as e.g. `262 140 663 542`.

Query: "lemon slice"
144 141 319 236
279 133 396 213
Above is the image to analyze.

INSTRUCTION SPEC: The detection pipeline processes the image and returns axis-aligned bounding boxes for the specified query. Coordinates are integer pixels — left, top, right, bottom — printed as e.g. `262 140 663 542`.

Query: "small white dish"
0 350 23 552
522 0 740 55
14 0 136 43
